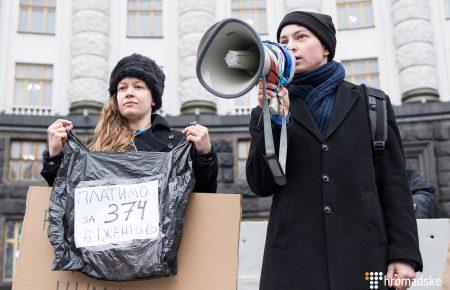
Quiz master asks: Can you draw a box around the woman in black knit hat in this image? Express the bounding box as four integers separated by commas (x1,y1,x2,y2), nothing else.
247,11,422,290
41,53,218,193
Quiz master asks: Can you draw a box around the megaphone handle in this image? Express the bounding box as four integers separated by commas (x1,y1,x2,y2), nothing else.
261,78,287,185
269,97,279,115
267,86,281,115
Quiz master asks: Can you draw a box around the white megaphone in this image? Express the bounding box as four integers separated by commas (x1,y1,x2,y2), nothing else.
196,18,296,115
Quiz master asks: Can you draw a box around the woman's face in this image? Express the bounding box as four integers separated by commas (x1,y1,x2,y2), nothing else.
116,77,154,121
279,24,329,73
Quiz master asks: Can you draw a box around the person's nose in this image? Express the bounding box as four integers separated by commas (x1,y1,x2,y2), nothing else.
287,43,296,52
124,87,136,98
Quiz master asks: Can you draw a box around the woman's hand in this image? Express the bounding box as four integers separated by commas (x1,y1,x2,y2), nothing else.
257,80,290,116
182,124,212,155
47,119,73,157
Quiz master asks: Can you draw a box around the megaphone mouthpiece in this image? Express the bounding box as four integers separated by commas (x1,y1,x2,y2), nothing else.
225,50,259,71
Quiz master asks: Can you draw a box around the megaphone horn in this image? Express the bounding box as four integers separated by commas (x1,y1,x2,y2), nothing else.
196,18,295,114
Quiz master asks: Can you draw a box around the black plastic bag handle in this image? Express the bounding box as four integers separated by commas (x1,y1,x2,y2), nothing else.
65,128,89,152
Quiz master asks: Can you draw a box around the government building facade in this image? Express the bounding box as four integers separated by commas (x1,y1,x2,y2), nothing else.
0,0,450,288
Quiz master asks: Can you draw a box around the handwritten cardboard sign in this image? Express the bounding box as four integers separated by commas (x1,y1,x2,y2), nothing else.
13,187,241,290
74,181,159,248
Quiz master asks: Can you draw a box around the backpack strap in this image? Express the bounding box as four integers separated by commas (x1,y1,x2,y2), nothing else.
361,84,388,156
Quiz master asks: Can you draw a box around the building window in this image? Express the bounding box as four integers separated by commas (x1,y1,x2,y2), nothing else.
18,0,56,34
237,139,251,181
2,219,23,282
231,0,267,35
447,0,450,18
127,0,163,37
342,58,380,88
14,63,53,115
337,0,374,30
9,141,46,181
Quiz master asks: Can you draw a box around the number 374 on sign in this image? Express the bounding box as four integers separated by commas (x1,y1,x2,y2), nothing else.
74,180,160,248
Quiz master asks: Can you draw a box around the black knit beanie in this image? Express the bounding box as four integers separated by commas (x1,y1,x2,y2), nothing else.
109,53,165,112
277,11,336,62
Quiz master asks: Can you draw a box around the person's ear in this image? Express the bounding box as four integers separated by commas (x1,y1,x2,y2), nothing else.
323,46,330,56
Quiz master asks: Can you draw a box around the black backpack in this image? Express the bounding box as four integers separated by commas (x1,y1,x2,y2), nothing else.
360,85,447,218
361,83,388,156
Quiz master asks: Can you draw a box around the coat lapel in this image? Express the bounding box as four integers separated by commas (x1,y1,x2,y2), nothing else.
290,81,359,142
290,95,323,142
134,132,168,152
134,114,173,152
324,81,359,140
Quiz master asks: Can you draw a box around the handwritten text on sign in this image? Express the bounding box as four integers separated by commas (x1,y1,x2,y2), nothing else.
74,180,159,248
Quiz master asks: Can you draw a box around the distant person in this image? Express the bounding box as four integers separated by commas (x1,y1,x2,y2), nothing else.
407,167,448,218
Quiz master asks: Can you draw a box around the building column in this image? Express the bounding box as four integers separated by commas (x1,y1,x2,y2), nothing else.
69,0,110,115
178,0,217,114
391,0,440,102
284,0,322,13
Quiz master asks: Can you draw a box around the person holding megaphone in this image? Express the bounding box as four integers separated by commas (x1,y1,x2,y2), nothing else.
246,11,422,290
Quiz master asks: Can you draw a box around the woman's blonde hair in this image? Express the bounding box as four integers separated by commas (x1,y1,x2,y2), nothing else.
88,94,135,152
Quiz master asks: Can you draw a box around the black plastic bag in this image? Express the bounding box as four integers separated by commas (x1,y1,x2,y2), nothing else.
47,133,195,281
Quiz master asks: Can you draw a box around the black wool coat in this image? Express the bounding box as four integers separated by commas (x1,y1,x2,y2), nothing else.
41,114,218,193
246,81,423,290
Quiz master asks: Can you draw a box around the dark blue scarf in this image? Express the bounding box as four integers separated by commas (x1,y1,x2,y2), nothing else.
288,61,345,136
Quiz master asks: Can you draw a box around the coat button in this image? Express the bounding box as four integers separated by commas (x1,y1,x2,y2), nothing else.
168,134,174,140
322,144,329,152
322,174,330,183
168,143,174,149
324,205,332,214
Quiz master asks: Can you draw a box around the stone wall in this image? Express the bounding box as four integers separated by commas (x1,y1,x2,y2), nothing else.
0,102,448,221
396,102,450,211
